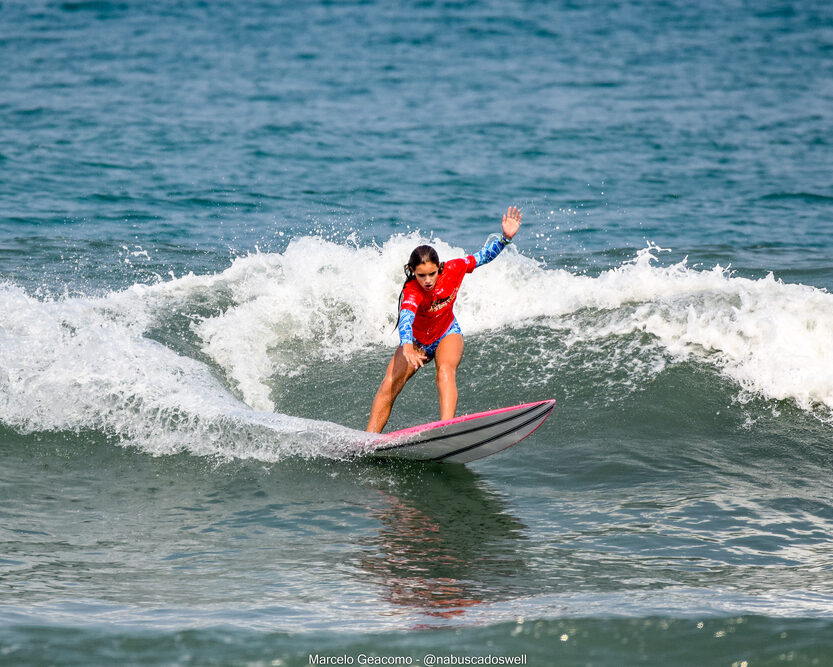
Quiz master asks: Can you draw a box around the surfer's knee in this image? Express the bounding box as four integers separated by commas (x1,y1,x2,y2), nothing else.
435,363,457,385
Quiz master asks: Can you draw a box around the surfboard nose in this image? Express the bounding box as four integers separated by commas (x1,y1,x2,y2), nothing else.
370,399,556,464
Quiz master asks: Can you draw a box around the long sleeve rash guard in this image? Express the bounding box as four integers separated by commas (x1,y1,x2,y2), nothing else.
397,234,509,346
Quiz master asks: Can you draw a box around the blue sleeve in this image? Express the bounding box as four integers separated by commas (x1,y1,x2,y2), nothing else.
398,308,416,346
472,234,509,268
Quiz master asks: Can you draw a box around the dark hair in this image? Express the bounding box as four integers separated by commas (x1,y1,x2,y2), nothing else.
404,245,441,281
394,245,443,330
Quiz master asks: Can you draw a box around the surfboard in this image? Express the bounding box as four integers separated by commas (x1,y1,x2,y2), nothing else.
368,399,555,464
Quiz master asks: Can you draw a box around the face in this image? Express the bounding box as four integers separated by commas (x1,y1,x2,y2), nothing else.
413,261,440,291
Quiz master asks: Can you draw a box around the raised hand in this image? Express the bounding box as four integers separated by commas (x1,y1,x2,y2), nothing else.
502,205,522,240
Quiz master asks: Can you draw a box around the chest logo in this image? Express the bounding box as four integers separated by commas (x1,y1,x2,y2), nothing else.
428,287,458,312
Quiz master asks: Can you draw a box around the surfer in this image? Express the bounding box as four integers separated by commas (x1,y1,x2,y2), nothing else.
366,205,522,432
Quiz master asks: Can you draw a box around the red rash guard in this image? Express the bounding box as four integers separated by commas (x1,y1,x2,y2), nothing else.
400,256,476,345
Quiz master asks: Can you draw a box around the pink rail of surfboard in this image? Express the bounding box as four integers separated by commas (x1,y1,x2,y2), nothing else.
370,399,556,464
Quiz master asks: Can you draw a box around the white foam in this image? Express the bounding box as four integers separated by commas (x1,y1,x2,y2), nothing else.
0,281,361,460
189,237,833,415
2,237,833,460
571,247,833,412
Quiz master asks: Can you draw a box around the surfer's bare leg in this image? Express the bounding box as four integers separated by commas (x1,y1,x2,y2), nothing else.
434,333,463,421
367,346,419,432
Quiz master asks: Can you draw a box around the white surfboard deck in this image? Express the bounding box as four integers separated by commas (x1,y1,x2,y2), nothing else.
368,399,555,464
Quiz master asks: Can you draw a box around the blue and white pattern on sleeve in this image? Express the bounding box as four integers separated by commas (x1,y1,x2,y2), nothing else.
397,308,416,346
473,234,509,268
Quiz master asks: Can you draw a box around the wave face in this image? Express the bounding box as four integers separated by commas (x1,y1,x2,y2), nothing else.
0,265,360,460
3,237,833,461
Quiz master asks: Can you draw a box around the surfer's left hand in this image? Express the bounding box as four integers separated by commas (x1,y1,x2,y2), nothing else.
502,206,521,240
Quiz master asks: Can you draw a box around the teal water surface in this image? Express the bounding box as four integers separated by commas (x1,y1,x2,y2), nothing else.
2,0,833,665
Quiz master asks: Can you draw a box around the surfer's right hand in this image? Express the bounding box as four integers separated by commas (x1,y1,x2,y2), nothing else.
402,343,427,369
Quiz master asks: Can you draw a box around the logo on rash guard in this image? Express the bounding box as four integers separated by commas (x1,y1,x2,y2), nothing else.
428,287,458,312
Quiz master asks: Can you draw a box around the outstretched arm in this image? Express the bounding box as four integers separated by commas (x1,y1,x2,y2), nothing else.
472,205,522,268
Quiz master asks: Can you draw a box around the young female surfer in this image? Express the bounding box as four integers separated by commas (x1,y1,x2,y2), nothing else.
366,205,522,433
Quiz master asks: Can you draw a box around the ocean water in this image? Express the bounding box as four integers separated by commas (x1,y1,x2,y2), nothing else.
2,0,833,664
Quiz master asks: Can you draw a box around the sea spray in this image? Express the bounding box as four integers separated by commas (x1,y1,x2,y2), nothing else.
190,238,833,417
0,281,360,460
3,238,833,462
